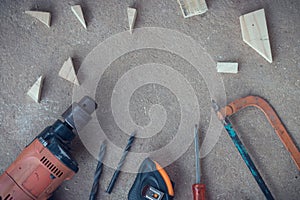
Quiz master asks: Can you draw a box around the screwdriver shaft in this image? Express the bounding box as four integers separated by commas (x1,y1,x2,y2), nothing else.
194,125,201,184
193,125,206,200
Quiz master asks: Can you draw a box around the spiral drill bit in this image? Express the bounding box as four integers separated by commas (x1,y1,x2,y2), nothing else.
89,142,106,200
106,132,136,194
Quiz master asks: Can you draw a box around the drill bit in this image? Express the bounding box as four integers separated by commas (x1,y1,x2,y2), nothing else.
89,142,106,200
106,132,136,194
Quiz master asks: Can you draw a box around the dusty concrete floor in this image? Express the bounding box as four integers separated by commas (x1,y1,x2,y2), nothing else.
1,0,300,199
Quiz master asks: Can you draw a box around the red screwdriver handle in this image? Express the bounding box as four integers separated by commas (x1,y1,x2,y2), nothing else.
192,183,206,200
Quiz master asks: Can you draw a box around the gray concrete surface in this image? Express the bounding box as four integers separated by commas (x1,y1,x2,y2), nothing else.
1,0,300,199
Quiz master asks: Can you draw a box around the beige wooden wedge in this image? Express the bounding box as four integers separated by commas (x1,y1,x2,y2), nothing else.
59,57,80,86
25,11,51,27
27,75,44,103
240,9,272,63
71,5,87,29
127,7,137,34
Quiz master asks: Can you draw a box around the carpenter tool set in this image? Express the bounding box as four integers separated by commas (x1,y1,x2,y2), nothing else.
2,0,299,198
1,95,299,200
1,0,298,199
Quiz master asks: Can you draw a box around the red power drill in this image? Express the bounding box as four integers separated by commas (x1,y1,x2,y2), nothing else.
0,96,97,200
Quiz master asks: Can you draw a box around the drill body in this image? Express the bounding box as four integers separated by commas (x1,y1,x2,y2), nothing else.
0,97,97,200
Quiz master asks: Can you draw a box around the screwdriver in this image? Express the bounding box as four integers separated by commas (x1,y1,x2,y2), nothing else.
192,125,206,200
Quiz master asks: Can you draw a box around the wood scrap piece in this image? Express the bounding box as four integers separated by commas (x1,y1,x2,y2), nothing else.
127,7,137,34
217,62,238,74
177,0,208,18
25,11,51,27
240,9,272,63
71,5,87,29
59,57,80,86
27,75,44,103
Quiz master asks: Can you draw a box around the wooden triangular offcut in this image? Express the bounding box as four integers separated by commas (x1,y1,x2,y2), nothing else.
59,57,80,86
25,11,51,27
127,7,137,34
240,9,272,63
27,75,44,103
71,5,87,29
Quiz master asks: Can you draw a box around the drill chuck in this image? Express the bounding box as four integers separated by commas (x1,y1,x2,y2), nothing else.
62,96,97,131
